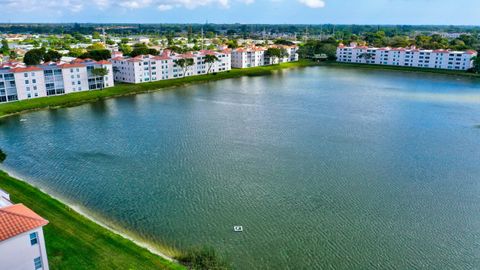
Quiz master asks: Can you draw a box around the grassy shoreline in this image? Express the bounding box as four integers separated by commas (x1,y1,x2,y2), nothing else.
0,169,185,270
319,61,480,78
0,60,319,118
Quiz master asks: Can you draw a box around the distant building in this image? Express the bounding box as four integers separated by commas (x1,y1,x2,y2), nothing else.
336,43,477,71
231,45,299,68
0,59,114,103
231,47,266,68
0,189,49,270
111,49,231,84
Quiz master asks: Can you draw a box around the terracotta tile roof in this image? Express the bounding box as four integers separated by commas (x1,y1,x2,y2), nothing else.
0,204,48,242
61,63,86,68
96,60,112,65
199,50,216,56
71,58,87,63
11,67,43,73
152,55,171,60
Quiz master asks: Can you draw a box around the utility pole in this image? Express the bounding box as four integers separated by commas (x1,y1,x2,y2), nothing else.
102,27,106,45
201,27,204,50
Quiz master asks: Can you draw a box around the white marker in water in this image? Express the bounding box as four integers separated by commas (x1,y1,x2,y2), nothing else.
233,226,243,232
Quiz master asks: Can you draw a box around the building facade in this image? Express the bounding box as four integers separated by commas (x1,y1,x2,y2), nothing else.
0,59,114,103
0,190,49,270
112,49,231,84
232,45,299,68
336,43,478,71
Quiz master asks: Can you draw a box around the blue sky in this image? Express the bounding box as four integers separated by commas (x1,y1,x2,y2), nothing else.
1,0,479,25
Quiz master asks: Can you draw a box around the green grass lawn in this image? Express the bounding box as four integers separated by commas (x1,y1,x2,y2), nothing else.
0,60,318,118
0,170,185,270
319,61,480,78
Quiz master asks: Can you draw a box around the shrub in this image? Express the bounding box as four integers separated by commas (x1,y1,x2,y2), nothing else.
176,246,231,270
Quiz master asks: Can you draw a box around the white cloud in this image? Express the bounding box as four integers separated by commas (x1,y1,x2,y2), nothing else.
157,4,173,10
298,0,325,8
0,0,256,12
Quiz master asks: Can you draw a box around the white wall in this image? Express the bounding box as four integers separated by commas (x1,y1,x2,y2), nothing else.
13,70,47,100
62,66,89,94
0,228,49,270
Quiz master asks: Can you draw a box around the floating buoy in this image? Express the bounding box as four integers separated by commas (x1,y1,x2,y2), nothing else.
233,226,243,232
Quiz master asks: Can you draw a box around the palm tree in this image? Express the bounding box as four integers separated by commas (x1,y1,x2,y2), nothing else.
472,56,480,73
358,52,373,62
174,58,194,77
91,67,109,89
204,54,219,74
265,48,282,65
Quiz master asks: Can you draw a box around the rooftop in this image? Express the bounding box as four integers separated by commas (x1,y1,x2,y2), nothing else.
0,203,48,242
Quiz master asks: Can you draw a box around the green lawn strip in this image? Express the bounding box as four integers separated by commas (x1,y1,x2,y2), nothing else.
320,61,480,78
0,170,185,270
0,60,319,118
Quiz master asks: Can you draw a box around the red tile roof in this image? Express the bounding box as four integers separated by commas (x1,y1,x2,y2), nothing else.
11,67,43,73
0,204,48,242
152,55,171,60
97,60,112,65
61,63,86,68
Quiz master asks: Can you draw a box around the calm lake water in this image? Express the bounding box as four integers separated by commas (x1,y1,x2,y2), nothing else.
1,67,480,269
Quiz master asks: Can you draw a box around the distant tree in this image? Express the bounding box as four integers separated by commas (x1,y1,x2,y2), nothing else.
9,50,18,60
68,48,86,57
23,48,46,65
265,47,287,64
128,43,160,57
91,67,109,89
79,49,111,61
204,54,219,74
86,42,105,51
226,40,238,49
92,31,101,40
44,50,62,62
274,39,295,46
118,44,132,55
174,58,194,77
120,38,130,44
167,45,188,54
1,39,9,55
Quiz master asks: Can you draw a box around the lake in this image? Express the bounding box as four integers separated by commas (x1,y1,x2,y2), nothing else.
1,66,479,269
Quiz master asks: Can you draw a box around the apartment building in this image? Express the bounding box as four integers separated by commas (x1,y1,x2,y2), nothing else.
336,43,477,71
0,59,114,103
232,45,299,68
111,49,231,83
0,189,49,270
231,47,266,68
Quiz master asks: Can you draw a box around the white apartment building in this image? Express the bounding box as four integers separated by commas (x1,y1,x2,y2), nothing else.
336,43,478,71
232,45,299,68
112,49,231,84
0,59,114,103
231,47,266,68
0,189,49,270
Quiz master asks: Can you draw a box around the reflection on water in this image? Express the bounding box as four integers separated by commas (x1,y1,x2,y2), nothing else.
1,67,480,269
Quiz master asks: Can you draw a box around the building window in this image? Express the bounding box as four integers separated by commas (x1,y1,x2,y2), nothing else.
34,257,42,269
30,232,38,245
